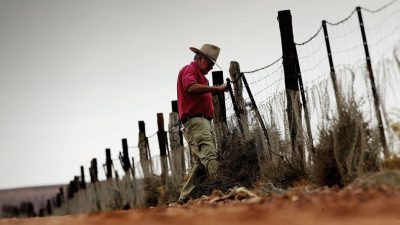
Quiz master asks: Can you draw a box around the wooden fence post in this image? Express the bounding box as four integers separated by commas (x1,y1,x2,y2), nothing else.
356,7,389,158
226,78,244,134
229,61,251,138
46,199,52,215
122,139,132,173
90,158,99,183
74,176,80,193
105,148,112,180
138,121,152,177
278,10,305,173
168,100,186,183
90,158,101,211
67,180,74,200
212,71,229,152
80,166,86,189
157,113,169,185
56,193,62,208
59,187,65,204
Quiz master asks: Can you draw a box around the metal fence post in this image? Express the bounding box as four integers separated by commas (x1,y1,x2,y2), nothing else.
356,6,389,158
241,73,271,147
322,20,342,112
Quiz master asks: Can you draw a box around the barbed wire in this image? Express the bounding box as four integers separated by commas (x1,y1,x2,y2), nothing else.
361,0,398,13
242,57,282,74
295,25,323,46
326,9,357,26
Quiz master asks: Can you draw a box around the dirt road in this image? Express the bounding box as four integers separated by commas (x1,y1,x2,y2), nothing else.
1,187,399,225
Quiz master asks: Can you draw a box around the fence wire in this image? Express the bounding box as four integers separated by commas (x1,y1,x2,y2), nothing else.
225,0,400,158
56,0,400,215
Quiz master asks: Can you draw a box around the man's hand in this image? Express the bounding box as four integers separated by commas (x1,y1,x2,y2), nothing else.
216,83,228,93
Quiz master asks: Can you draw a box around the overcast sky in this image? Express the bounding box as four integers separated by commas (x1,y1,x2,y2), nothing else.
0,0,389,189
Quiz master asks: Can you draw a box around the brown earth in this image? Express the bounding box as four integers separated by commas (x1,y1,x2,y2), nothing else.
0,186,399,225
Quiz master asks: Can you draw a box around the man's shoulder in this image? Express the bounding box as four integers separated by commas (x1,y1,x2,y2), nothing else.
179,62,197,76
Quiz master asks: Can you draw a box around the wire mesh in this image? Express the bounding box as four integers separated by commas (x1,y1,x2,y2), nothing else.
362,0,400,151
241,58,285,132
296,21,334,141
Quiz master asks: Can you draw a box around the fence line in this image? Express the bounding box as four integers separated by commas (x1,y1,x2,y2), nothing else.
15,0,399,218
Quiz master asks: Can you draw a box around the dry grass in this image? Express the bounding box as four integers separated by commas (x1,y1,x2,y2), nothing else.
381,155,400,170
310,79,381,186
142,176,161,207
312,128,342,187
190,132,260,198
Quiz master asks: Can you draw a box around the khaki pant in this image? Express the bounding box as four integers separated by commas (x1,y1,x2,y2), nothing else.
180,117,219,199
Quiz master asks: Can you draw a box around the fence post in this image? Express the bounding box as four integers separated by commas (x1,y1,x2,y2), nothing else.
157,113,168,185
212,71,229,151
56,193,62,208
212,71,227,123
278,10,305,173
90,158,98,183
298,64,315,156
46,199,52,215
80,166,86,189
322,20,342,112
356,7,389,158
226,78,244,134
168,100,185,183
122,139,132,173
229,61,251,138
59,187,65,204
138,121,152,177
67,180,74,200
105,149,112,180
241,73,271,147
74,176,80,193
90,158,101,211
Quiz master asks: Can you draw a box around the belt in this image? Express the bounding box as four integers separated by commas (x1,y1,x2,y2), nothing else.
180,114,213,124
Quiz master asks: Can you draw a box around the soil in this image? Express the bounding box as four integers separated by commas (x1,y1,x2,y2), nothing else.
1,185,399,225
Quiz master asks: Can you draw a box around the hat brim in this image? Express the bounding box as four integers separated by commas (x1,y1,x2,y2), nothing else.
190,47,222,70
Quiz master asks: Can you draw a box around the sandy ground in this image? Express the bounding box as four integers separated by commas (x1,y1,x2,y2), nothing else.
1,186,399,225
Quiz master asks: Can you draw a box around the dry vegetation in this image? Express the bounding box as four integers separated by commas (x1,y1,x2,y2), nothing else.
158,63,400,203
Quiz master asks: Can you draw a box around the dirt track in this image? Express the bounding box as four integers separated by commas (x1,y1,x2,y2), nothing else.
1,187,399,225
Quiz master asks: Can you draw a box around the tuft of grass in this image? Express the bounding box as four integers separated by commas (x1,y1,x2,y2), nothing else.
190,132,260,198
142,176,161,207
381,155,400,170
311,85,380,186
312,128,342,187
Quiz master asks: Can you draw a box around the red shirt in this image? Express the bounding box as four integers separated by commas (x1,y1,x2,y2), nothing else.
177,61,214,120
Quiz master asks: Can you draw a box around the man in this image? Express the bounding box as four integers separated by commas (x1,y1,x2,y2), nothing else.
177,44,228,203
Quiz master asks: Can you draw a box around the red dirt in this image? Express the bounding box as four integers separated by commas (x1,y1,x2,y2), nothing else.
1,187,399,225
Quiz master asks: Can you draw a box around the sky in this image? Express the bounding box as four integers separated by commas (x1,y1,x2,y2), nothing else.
0,0,388,189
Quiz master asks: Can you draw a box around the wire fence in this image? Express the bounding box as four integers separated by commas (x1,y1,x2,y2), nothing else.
32,0,400,217
112,0,400,186
221,0,400,155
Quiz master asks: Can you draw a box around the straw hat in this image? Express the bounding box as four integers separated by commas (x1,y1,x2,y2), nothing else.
190,44,221,69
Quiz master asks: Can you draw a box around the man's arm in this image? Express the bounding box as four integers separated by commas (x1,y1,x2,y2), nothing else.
188,83,228,94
